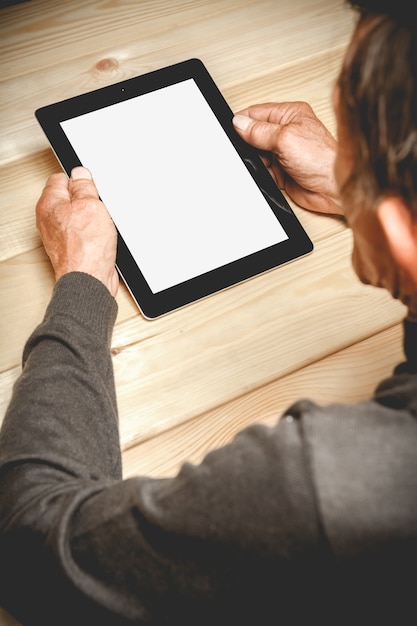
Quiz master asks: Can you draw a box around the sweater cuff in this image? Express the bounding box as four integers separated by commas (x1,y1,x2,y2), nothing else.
43,272,118,345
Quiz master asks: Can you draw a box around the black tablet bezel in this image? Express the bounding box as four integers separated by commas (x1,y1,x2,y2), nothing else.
35,58,313,319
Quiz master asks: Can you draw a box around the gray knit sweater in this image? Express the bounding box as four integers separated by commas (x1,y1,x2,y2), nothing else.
0,273,416,625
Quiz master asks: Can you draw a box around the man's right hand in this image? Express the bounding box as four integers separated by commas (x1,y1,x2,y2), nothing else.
233,101,343,216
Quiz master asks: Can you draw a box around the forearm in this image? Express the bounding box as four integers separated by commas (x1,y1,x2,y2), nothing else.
0,271,121,499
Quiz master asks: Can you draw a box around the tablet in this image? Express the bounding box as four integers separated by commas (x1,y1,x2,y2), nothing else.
35,58,313,319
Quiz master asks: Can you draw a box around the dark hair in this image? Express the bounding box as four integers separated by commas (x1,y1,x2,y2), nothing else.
347,0,417,27
338,3,417,215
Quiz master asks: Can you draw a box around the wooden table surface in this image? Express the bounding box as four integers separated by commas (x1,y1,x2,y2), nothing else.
0,1,407,623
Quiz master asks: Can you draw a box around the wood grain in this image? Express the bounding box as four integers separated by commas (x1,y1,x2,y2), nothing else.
122,323,404,477
0,0,354,166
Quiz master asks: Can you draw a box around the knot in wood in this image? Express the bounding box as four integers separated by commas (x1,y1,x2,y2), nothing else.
95,58,119,72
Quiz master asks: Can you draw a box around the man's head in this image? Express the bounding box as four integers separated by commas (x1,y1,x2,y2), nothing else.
334,1,417,318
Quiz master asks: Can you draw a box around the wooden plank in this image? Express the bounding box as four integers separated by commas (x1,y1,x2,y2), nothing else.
0,1,355,166
122,323,404,477
0,0,256,78
0,153,55,262
0,0,354,79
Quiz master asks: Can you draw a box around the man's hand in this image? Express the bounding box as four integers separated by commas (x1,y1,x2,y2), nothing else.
36,166,119,297
233,101,343,216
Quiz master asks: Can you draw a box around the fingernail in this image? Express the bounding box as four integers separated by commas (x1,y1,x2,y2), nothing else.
71,166,92,180
232,114,252,131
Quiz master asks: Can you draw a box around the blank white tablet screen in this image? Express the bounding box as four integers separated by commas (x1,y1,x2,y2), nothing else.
61,79,288,294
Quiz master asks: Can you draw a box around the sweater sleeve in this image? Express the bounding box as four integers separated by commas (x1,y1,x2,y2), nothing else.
0,272,121,480
0,273,321,624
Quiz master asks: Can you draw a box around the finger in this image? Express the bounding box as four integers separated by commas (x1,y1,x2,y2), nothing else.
71,166,92,181
259,153,273,169
269,161,286,189
235,102,289,125
36,172,70,221
69,166,100,201
41,172,71,202
233,114,281,153
235,101,312,124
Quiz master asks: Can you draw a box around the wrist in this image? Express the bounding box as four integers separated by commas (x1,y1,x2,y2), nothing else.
55,263,118,298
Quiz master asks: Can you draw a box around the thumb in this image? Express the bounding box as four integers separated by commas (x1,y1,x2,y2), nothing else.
69,166,100,200
233,114,280,152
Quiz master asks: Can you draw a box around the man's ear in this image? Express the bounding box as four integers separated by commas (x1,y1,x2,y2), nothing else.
377,197,417,286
